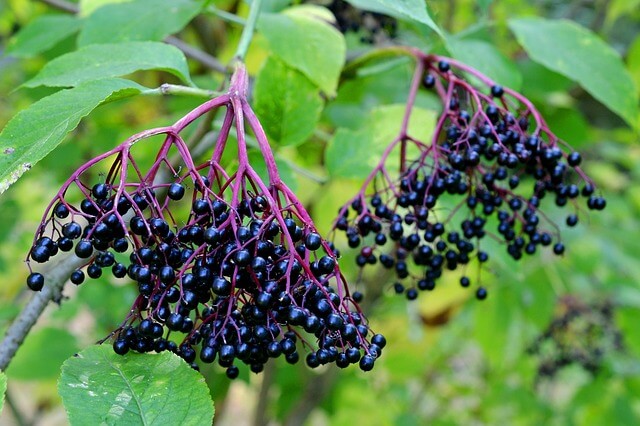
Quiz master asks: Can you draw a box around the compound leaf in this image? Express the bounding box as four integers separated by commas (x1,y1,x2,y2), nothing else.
5,15,83,58
0,78,145,193
24,41,193,88
259,8,346,96
79,0,202,46
253,57,323,146
509,17,639,129
58,345,214,425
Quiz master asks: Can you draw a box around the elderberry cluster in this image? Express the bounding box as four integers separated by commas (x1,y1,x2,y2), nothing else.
26,64,383,376
527,296,623,380
334,55,606,301
324,0,398,44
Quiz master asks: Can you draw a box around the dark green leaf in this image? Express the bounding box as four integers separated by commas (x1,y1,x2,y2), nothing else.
58,345,214,425
346,0,442,37
253,57,323,146
258,7,346,96
0,78,145,193
447,37,522,90
24,41,193,88
6,327,79,380
5,15,83,58
79,0,202,46
509,18,639,128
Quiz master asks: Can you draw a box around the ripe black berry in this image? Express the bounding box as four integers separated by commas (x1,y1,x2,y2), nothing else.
26,272,45,291
168,182,186,200
70,269,85,285
74,240,93,258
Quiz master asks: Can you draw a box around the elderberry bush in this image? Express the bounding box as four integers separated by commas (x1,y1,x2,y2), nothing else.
25,65,383,375
334,51,606,301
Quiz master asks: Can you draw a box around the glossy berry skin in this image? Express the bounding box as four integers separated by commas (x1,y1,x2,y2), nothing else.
113,339,129,355
26,272,45,291
305,233,322,251
167,183,186,200
74,240,93,258
70,270,85,285
359,355,375,371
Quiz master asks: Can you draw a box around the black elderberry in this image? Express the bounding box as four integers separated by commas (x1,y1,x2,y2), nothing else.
166,313,184,331
26,272,45,291
92,183,110,200
359,355,375,371
406,288,418,300
423,74,436,88
113,339,129,355
167,182,186,200
490,85,504,97
438,60,450,72
566,214,578,227
226,365,239,379
305,233,322,251
70,269,85,285
87,264,102,279
567,152,582,167
476,287,488,300
75,240,93,258
54,203,70,219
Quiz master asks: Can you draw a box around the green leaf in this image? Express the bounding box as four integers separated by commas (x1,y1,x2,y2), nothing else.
253,57,323,146
79,0,202,46
6,327,79,380
325,104,436,179
0,78,145,193
5,15,83,58
58,345,214,425
446,38,522,91
24,41,193,88
248,150,298,191
627,35,640,98
0,371,6,415
345,0,442,37
258,8,346,96
79,0,129,16
508,18,639,128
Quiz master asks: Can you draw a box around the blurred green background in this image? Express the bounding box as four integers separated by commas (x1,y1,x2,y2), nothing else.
1,0,639,424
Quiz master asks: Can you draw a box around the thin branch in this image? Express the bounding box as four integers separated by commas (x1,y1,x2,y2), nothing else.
36,0,228,74
165,36,227,74
0,254,87,371
207,5,247,26
142,84,222,98
38,0,76,13
234,0,263,60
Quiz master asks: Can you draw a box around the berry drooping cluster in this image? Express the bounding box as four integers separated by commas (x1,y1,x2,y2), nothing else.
527,295,623,380
334,51,606,301
26,64,384,376
325,0,398,45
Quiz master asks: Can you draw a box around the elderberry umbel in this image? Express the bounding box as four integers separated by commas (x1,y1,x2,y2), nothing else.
334,50,606,301
26,64,383,375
